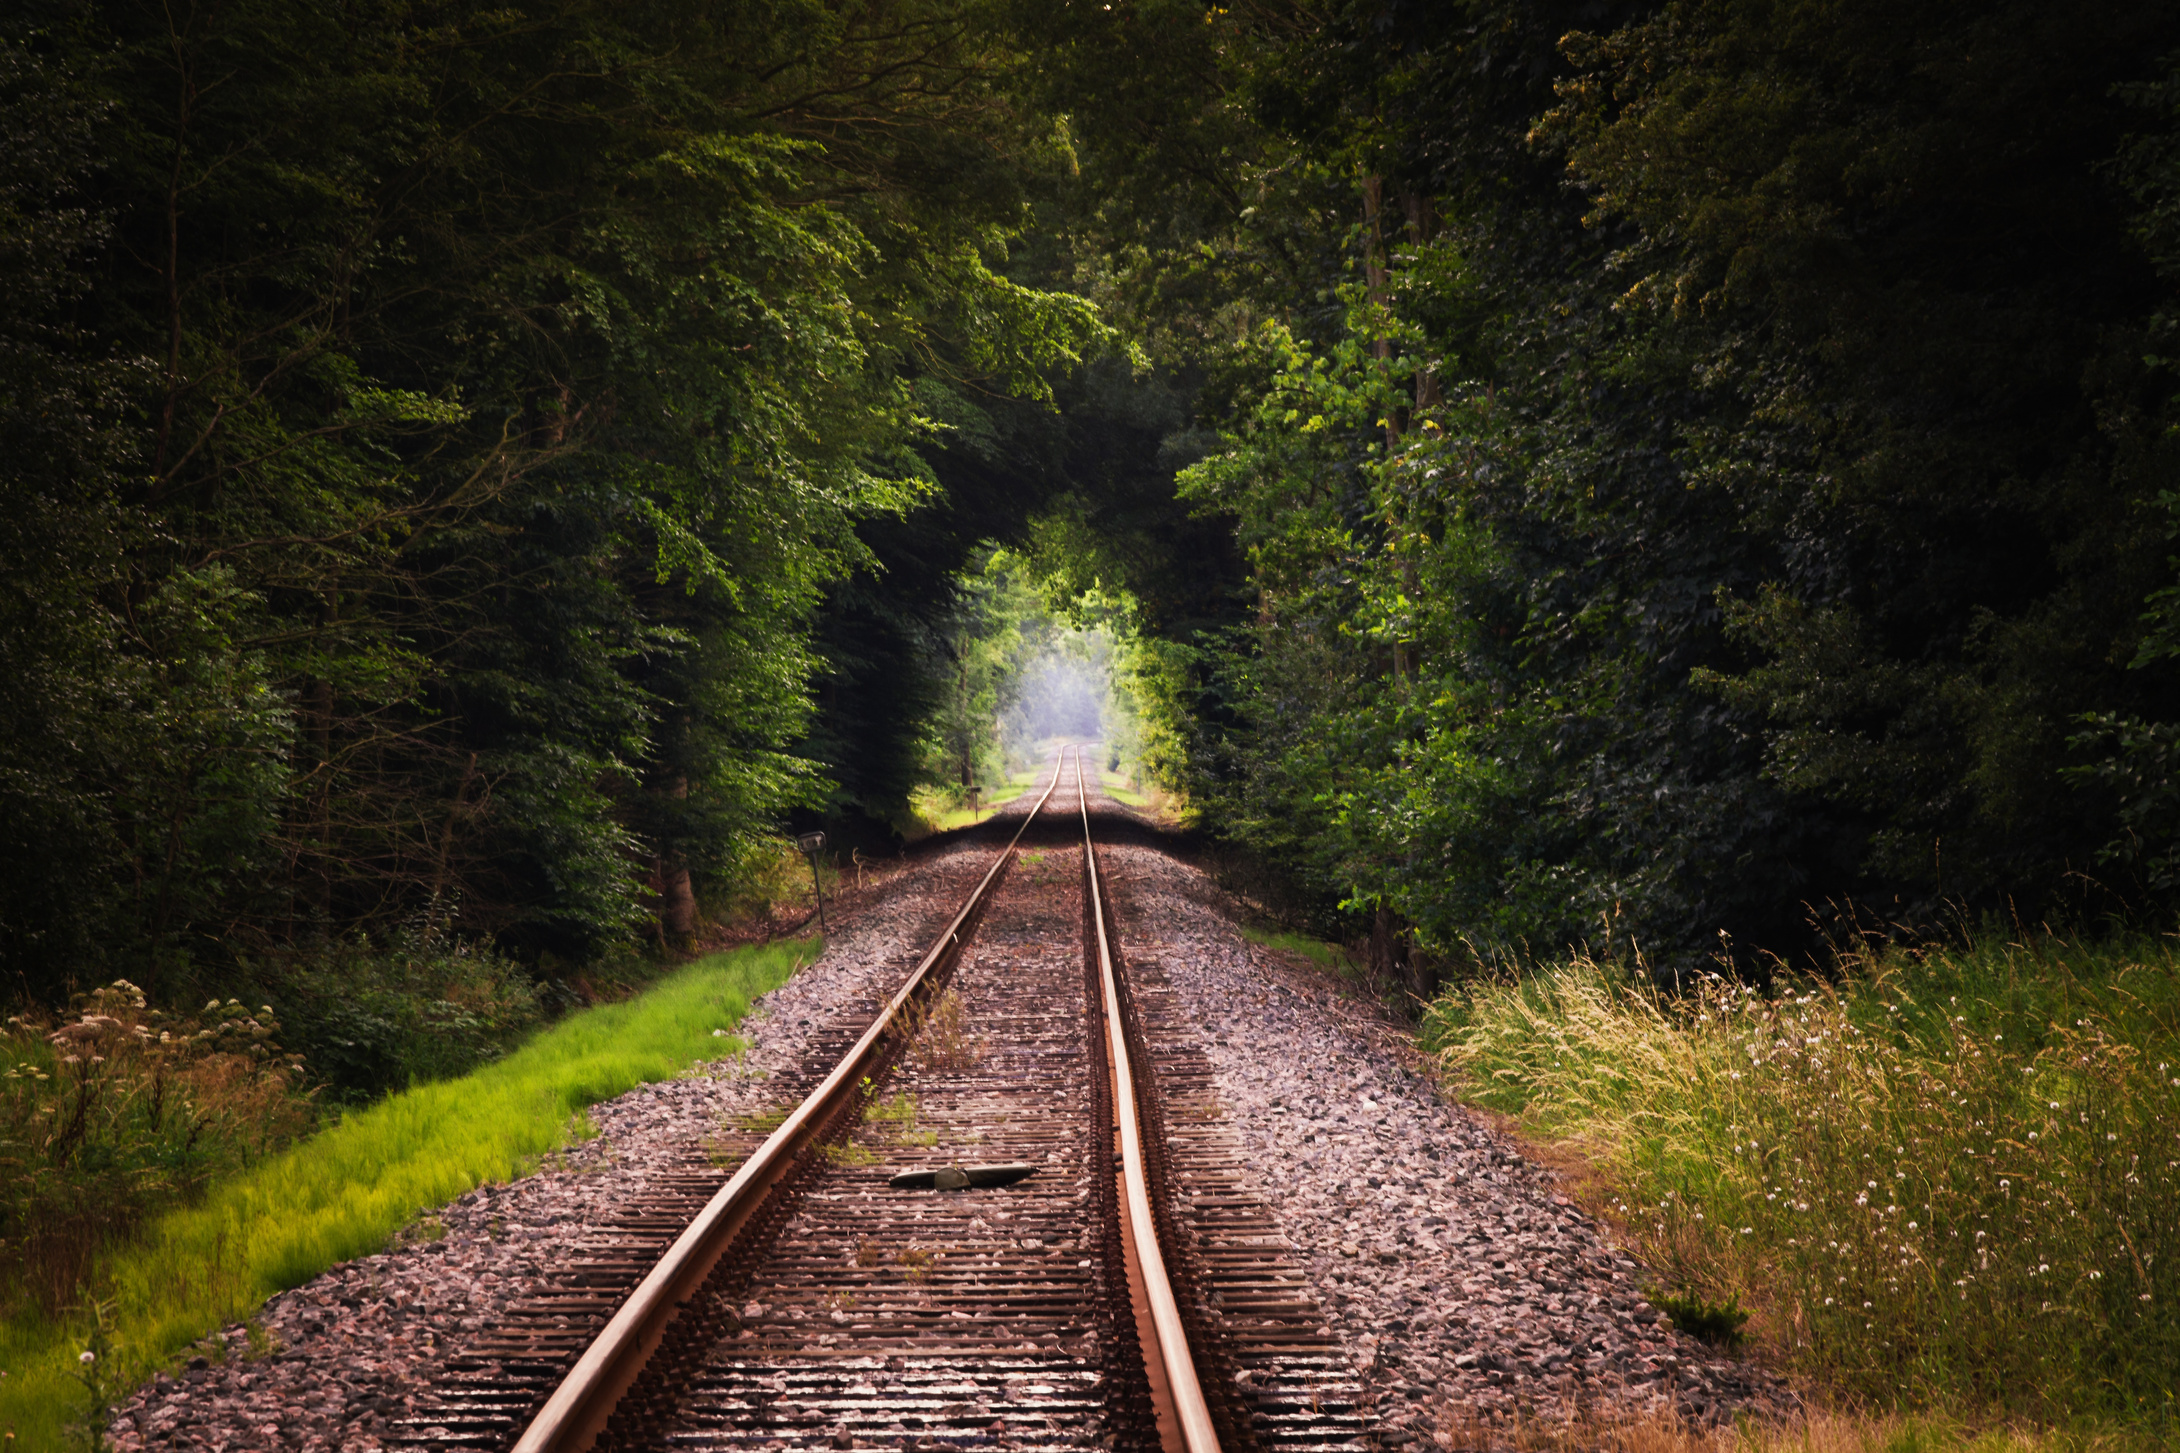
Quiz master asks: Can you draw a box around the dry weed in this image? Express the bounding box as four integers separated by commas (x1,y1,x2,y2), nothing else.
1431,1407,2101,1453
1,981,311,1315
906,987,984,1074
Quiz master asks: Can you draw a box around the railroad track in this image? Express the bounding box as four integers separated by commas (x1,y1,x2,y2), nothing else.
397,749,1364,1453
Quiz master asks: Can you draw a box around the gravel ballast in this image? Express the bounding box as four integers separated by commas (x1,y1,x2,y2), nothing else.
1102,839,1786,1444
106,834,995,1452
110,801,1782,1450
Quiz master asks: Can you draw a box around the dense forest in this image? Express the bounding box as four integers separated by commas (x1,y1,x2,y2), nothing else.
1058,0,2180,991
8,0,2180,1011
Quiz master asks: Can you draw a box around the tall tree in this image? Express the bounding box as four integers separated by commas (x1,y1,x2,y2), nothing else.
0,0,1102,995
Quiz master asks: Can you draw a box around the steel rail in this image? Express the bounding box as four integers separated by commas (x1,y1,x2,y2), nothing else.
509,755,1073,1453
1076,748,1223,1453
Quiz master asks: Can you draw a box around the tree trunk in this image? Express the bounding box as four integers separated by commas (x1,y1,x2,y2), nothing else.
659,859,697,941
658,775,696,942
426,752,479,930
1370,903,1434,1006
959,657,972,787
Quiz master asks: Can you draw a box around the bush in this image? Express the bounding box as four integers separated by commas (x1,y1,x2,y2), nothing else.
0,938,813,1451
212,925,544,1104
1423,935,2180,1428
0,982,311,1318
697,837,831,929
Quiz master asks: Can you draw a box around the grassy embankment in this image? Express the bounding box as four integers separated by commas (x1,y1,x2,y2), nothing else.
1419,932,2179,1448
0,938,815,1448
908,767,1042,835
1243,924,1366,978
1099,769,1156,811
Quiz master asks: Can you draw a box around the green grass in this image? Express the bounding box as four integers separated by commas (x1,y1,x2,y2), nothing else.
1242,924,1365,980
907,772,1043,834
1421,931,2180,1436
1100,772,1153,808
0,937,816,1449
915,800,986,832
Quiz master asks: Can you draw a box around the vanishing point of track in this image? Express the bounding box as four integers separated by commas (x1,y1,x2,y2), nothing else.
396,750,1365,1453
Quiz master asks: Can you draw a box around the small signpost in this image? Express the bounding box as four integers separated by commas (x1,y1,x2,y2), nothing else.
796,830,828,933
966,786,981,821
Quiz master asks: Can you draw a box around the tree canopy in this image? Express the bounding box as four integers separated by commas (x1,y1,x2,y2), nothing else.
0,0,1104,997
8,0,2180,1004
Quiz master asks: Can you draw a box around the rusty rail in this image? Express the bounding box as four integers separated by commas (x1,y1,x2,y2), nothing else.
1076,749,1223,1453
508,759,1071,1453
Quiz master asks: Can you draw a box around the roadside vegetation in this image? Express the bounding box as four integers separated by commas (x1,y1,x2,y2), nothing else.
908,764,1044,836
0,939,812,1449
1422,933,2180,1442
1242,925,1368,983
1431,1406,2166,1453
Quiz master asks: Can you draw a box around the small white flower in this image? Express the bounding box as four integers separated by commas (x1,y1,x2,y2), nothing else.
79,1351,95,1365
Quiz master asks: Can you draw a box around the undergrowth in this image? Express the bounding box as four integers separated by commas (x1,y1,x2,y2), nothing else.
1,984,312,1320
1421,930,2180,1435
1242,925,1366,981
209,922,548,1104
0,937,815,1449
1428,1405,2168,1453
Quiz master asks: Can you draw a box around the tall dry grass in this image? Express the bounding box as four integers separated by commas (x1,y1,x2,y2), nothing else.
1430,1405,2156,1453
0,939,813,1450
1,982,311,1318
1423,935,2180,1432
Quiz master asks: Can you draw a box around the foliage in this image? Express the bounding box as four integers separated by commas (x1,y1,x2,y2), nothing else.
214,927,547,1106
0,938,813,1449
1424,936,2180,1427
1022,0,2180,979
1,982,311,1319
0,0,1104,997
908,548,1140,803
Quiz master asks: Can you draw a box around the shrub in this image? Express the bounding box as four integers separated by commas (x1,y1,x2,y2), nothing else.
1423,937,2180,1427
0,938,813,1450
0,982,311,1317
212,924,544,1104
